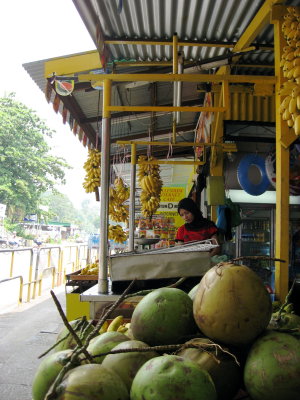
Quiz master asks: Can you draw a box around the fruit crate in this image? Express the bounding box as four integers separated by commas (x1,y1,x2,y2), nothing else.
66,269,98,292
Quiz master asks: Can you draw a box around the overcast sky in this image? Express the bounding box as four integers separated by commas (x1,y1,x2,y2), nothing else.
0,0,97,208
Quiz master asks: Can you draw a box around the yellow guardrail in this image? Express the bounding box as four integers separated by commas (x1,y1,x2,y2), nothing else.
0,243,93,309
0,276,24,305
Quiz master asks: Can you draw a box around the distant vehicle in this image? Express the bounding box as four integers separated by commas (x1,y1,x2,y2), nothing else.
33,238,43,247
0,237,8,248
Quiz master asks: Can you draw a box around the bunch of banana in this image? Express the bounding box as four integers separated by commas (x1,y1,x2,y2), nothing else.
97,316,130,335
109,177,130,223
114,177,130,203
79,261,99,275
108,224,128,243
279,7,300,135
137,155,163,219
82,149,101,193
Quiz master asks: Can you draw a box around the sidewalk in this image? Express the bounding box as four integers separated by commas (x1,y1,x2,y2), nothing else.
0,287,66,400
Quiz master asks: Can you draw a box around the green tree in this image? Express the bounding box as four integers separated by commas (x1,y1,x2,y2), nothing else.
78,199,100,233
42,192,79,224
0,94,70,222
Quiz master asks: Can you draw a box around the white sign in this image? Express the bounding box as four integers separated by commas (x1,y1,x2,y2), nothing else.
0,203,7,218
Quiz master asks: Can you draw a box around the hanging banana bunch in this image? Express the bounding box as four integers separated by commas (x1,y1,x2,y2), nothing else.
279,6,300,135
82,149,101,194
109,177,130,223
138,155,163,219
108,224,128,243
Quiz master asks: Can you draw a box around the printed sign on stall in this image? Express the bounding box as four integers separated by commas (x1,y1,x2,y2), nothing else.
157,186,186,227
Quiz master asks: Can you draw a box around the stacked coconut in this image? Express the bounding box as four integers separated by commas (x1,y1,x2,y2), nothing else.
32,262,300,400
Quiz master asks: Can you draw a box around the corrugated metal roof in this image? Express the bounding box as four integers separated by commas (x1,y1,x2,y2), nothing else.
24,0,300,154
73,0,298,68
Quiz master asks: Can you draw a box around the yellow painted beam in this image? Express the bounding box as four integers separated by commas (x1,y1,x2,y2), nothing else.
271,4,290,302
44,50,101,78
138,160,205,166
103,79,112,118
78,73,276,84
116,140,237,152
210,92,225,175
108,105,226,113
115,61,173,67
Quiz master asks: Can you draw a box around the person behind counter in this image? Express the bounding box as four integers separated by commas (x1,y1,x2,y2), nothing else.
175,197,220,256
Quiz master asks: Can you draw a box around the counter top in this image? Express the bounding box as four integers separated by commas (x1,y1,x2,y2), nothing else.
80,283,120,302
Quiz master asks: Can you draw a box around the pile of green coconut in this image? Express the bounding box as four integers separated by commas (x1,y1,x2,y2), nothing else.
32,261,300,400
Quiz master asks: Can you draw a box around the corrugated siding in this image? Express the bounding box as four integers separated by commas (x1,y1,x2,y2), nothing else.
225,93,275,122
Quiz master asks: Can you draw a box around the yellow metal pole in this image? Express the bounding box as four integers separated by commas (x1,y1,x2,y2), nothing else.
272,5,290,302
172,34,178,144
27,265,33,301
9,251,14,277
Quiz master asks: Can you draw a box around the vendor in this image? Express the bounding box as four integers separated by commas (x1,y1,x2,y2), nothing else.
175,197,220,256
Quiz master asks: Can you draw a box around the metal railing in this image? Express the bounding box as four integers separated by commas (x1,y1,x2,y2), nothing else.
0,243,94,309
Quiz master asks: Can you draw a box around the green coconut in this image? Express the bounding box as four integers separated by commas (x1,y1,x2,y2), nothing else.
130,354,217,400
130,287,197,346
177,338,241,400
102,339,159,390
244,331,300,400
193,262,272,346
54,319,95,352
32,349,83,400
87,331,128,363
188,283,200,301
268,311,300,330
52,363,129,400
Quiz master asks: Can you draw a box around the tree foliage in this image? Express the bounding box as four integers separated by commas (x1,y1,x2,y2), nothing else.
41,192,100,234
0,94,70,221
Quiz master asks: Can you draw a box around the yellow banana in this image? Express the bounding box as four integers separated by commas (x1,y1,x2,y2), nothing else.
117,324,128,333
107,316,124,332
99,320,109,334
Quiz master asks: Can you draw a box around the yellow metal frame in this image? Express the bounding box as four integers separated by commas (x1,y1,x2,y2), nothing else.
44,50,102,78
78,72,275,84
271,5,298,302
42,0,297,302
116,141,237,166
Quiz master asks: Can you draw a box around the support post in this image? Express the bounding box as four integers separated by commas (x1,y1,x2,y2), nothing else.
98,78,111,294
172,33,178,144
128,144,137,252
272,5,291,301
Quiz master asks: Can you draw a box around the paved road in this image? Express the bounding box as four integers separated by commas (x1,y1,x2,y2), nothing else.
0,287,65,400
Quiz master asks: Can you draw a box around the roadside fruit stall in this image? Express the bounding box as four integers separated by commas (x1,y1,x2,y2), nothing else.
23,1,300,399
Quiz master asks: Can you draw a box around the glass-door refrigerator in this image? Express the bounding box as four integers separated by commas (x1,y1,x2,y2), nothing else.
237,206,275,259
233,205,275,291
